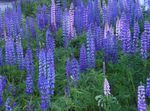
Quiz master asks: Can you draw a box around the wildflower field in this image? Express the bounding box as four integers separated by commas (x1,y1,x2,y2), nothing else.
0,0,150,111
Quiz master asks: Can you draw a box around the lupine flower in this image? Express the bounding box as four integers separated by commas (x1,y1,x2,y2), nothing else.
144,21,150,50
16,34,24,70
46,49,55,95
137,84,147,111
25,46,34,94
62,9,69,47
26,17,36,38
146,77,150,97
94,0,100,25
5,36,16,65
50,0,57,31
141,32,148,59
56,0,62,27
36,5,48,29
25,101,34,111
83,6,88,30
5,98,16,111
132,21,140,52
104,78,110,96
38,49,49,110
71,57,80,87
116,17,121,39
64,85,70,97
68,3,75,39
0,48,3,66
134,0,143,20
95,26,103,50
66,58,71,79
0,10,4,38
46,29,55,52
8,84,16,96
79,44,86,71
0,76,3,105
87,28,95,68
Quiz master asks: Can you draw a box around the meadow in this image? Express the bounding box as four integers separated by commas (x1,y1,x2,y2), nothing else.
0,0,150,111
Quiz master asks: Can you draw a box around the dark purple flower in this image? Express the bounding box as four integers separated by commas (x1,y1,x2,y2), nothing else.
0,48,3,66
95,26,103,50
16,35,24,70
36,5,48,29
46,49,55,95
8,84,16,96
137,84,147,111
38,49,50,110
66,58,71,79
141,32,148,59
26,17,36,38
146,77,150,98
56,0,62,27
5,37,16,65
144,21,150,50
79,44,86,71
46,29,55,51
87,28,95,68
132,21,140,52
50,0,57,31
62,9,69,47
25,46,34,94
5,98,16,111
71,57,80,87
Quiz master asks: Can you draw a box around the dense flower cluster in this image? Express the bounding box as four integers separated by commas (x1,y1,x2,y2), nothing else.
137,84,147,111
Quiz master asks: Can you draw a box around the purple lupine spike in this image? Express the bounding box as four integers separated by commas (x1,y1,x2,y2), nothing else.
39,76,49,110
5,98,16,111
56,0,62,27
122,23,131,53
146,77,150,98
25,46,34,94
38,49,49,110
68,3,75,39
134,0,143,20
87,0,94,26
79,44,86,71
71,57,80,87
144,21,150,50
83,6,88,31
0,9,4,38
74,4,84,34
66,58,71,79
16,34,24,70
26,17,36,38
0,76,3,105
104,78,111,96
132,21,140,52
95,26,103,50
87,28,95,68
46,49,55,95
26,101,34,111
38,49,47,88
120,13,131,53
94,0,100,25
0,48,3,66
5,36,16,65
116,17,121,39
50,0,57,31
141,32,148,59
62,8,69,47
8,84,16,96
36,5,48,29
46,29,55,51
137,84,147,111
65,58,71,97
